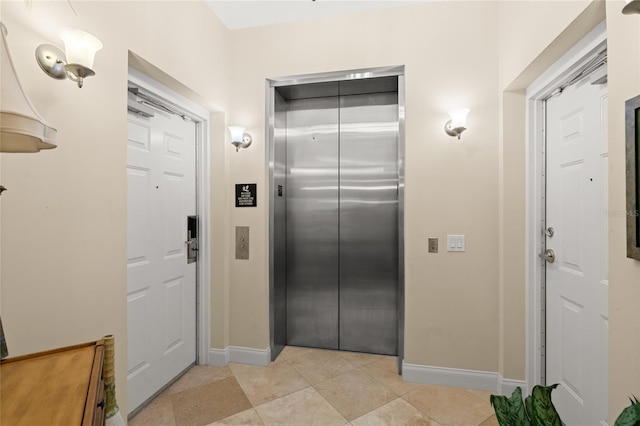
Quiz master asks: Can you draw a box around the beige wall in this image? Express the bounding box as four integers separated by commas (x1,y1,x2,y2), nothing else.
0,1,231,415
497,89,526,380
498,0,594,91
228,2,501,371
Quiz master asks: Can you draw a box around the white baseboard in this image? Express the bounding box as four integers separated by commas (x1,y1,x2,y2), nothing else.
498,376,527,396
208,346,271,367
402,362,526,395
207,350,527,394
402,362,498,391
208,348,230,366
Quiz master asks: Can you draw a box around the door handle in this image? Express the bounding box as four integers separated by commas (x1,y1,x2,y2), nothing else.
543,249,555,263
185,229,198,263
185,237,193,251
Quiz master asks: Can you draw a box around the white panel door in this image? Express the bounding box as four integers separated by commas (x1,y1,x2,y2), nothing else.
127,107,196,413
546,79,608,425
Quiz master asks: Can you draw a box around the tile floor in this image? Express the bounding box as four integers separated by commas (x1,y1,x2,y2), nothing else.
128,346,499,426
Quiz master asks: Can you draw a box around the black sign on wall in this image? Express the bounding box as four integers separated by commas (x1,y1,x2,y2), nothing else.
235,184,257,207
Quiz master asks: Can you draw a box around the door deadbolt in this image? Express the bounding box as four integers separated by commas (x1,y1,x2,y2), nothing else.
545,227,554,238
543,249,555,263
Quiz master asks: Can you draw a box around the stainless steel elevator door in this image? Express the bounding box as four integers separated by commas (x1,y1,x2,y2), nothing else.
286,96,340,349
339,93,398,355
283,83,399,355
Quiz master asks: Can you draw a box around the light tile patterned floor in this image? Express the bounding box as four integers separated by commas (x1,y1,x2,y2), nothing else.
128,346,499,426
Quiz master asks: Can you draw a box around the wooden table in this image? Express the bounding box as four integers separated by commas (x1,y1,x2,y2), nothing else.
1,339,106,426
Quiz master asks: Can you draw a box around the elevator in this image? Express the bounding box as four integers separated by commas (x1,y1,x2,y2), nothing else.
268,68,405,365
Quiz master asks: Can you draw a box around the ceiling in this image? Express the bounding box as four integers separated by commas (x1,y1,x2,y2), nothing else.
205,0,430,30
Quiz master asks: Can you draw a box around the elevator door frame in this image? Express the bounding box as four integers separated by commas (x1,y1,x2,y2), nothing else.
266,66,406,373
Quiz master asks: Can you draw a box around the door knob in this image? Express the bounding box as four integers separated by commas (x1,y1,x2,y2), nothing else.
544,249,555,263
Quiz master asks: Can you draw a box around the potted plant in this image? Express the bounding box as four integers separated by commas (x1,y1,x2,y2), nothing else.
490,386,640,426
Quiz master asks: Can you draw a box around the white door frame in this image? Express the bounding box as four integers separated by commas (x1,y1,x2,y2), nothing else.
525,22,606,392
128,67,212,365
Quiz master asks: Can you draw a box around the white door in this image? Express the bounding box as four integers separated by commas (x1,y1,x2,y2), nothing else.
545,78,608,425
127,105,197,413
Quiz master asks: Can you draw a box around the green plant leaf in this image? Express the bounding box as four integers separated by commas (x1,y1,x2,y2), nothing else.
614,396,640,426
508,387,531,426
525,394,533,422
490,387,531,426
491,394,512,426
530,384,562,426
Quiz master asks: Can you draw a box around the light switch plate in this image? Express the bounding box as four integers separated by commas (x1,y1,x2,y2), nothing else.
447,235,465,252
428,237,438,253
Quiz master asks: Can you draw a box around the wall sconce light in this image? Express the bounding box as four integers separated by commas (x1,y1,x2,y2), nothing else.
444,107,470,140
36,28,102,88
623,0,640,14
228,126,252,152
1,22,57,153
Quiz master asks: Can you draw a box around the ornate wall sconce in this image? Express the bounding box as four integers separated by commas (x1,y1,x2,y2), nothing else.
444,108,470,140
36,28,102,88
228,126,252,152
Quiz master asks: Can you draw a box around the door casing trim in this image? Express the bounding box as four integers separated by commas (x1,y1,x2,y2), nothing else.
127,67,212,366
524,22,606,392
